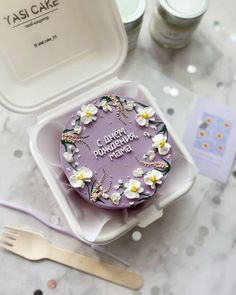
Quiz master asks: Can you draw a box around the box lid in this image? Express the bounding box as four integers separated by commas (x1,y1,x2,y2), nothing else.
0,0,127,114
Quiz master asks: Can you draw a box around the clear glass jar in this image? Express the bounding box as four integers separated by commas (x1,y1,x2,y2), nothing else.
150,0,208,49
124,16,144,51
116,0,146,51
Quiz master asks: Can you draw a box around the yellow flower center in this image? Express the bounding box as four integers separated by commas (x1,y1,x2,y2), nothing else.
131,186,139,193
141,112,150,119
76,173,84,180
159,140,165,148
85,111,91,117
149,175,157,183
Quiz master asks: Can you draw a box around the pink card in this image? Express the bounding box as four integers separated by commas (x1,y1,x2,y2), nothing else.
183,97,236,183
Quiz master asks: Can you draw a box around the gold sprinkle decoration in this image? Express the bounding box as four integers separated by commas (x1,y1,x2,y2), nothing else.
90,170,112,203
136,157,168,170
110,96,127,124
61,131,90,150
61,131,81,143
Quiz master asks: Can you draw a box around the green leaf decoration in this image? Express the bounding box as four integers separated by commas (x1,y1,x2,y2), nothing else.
159,124,167,133
139,194,151,201
100,96,112,103
63,128,74,133
160,160,171,175
135,101,149,108
61,140,68,152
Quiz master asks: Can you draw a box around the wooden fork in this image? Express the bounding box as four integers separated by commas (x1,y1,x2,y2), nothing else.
0,225,143,290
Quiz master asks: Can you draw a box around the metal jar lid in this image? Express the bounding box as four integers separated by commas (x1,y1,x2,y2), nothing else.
158,0,208,26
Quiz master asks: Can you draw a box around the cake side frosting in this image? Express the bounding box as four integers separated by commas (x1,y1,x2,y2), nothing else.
60,96,172,209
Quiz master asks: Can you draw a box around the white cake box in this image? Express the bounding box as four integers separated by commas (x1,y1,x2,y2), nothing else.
0,0,196,244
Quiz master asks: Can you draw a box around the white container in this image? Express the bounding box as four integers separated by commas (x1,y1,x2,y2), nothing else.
0,0,196,244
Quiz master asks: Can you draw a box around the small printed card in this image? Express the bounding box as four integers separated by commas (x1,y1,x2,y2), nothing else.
183,97,236,183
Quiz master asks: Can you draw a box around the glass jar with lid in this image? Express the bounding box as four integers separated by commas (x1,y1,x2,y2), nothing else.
116,0,146,51
150,0,208,49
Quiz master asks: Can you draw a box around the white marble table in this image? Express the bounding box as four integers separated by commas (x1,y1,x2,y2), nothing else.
1,0,236,294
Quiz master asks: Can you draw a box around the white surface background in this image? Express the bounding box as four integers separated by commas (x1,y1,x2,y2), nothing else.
0,0,236,294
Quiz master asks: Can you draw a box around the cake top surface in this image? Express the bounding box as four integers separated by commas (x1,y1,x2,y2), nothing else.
60,96,172,209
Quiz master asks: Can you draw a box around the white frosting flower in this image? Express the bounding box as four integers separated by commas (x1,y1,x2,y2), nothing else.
144,170,163,189
136,107,155,127
111,193,121,205
125,100,136,111
78,104,97,125
133,167,145,178
146,150,156,161
63,152,74,163
102,193,109,199
124,180,144,199
74,124,82,134
69,167,93,188
99,100,112,113
152,133,171,155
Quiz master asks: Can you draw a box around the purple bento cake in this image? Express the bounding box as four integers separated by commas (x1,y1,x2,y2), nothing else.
60,95,172,209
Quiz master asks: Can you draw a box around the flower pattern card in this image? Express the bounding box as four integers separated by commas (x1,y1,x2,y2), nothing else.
183,97,236,183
